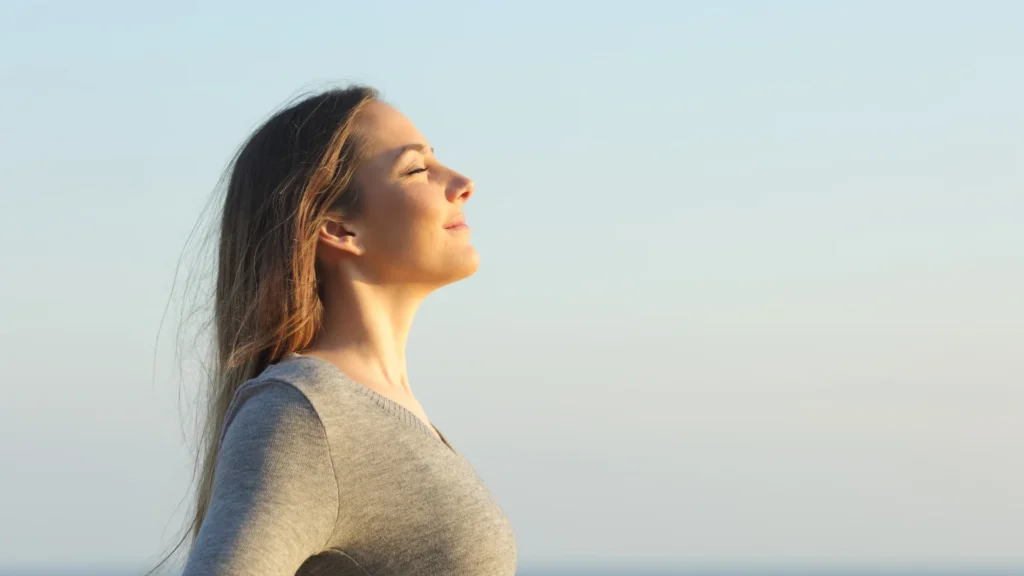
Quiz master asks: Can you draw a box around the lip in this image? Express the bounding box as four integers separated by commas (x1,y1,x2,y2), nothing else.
444,216,468,230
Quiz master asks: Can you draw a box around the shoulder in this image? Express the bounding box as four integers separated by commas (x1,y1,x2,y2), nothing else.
215,363,341,499
225,353,379,466
246,353,347,407
220,354,350,456
225,355,340,434
218,378,328,470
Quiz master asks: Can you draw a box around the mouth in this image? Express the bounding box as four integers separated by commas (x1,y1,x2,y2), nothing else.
445,216,469,231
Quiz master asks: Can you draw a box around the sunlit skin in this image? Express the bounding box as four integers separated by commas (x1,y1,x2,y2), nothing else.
300,101,476,438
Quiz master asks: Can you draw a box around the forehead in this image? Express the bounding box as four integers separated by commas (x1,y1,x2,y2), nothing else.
356,100,428,156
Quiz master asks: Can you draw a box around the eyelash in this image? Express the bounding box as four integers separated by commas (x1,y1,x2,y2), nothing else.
406,167,427,176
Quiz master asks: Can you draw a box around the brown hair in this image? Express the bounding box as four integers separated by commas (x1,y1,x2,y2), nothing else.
146,84,379,574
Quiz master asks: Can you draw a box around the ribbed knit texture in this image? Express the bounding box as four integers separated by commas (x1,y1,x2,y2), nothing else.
181,353,517,575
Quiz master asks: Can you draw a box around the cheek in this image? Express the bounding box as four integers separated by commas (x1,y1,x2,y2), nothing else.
403,189,443,224
372,185,445,252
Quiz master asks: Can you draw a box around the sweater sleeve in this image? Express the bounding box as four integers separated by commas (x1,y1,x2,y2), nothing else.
181,380,340,576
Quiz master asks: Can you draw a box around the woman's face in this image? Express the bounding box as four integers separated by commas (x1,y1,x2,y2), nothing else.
337,100,478,288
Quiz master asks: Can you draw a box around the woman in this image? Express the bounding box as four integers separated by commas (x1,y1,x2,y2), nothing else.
156,86,517,575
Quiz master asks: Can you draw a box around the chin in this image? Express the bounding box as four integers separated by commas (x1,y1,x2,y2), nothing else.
441,247,480,285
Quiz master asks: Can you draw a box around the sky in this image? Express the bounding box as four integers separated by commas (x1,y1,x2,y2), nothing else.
0,0,1021,572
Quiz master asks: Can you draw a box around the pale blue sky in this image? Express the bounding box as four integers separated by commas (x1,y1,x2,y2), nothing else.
0,1,1021,572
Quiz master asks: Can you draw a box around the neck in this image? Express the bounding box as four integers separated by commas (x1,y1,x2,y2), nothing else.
308,280,429,396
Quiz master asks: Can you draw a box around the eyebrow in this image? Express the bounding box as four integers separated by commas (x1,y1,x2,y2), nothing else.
394,143,434,163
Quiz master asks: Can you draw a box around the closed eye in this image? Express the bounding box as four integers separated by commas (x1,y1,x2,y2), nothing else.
405,166,428,176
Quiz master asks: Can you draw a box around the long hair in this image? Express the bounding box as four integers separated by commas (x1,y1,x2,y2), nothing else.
146,84,379,574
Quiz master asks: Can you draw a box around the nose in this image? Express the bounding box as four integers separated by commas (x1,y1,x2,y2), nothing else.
447,169,474,203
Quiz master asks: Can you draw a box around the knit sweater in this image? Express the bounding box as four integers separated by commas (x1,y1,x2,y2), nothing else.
180,352,518,575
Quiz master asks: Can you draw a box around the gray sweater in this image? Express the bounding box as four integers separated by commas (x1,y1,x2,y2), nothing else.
181,352,518,575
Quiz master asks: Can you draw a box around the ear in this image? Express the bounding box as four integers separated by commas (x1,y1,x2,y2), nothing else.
317,218,364,257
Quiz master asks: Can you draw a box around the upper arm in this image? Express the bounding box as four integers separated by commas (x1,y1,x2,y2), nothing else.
182,380,340,576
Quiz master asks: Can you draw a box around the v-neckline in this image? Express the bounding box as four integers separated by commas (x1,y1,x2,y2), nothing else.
285,352,458,456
